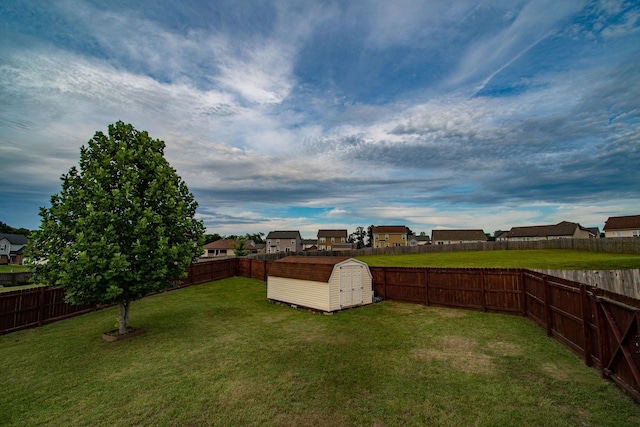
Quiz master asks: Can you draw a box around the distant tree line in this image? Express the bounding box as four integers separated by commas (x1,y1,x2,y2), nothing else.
0,221,32,237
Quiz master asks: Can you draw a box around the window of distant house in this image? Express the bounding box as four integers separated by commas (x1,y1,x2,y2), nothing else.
327,246,331,250
394,243,401,247
291,240,295,245
0,244,5,251
276,239,280,244
374,243,380,248
523,237,530,241
374,234,379,240
633,230,640,237
385,243,390,248
402,234,406,240
320,245,325,250
285,247,290,252
331,237,335,243
319,237,326,243
341,237,345,242
438,241,443,245
616,232,622,237
267,240,271,245
385,234,389,240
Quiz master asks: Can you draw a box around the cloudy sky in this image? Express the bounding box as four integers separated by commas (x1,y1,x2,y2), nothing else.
1,0,639,238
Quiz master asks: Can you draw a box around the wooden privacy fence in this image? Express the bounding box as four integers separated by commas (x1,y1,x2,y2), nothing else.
2,258,639,403
0,286,96,335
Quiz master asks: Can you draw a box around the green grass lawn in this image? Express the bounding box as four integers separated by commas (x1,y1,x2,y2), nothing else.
2,277,639,426
357,249,640,269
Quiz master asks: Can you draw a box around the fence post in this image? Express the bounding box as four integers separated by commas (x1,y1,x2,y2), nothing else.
543,275,553,336
580,284,593,367
594,291,611,378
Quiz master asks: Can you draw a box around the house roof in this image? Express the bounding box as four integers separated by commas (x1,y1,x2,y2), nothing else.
268,256,350,282
603,215,640,231
373,225,407,234
301,239,318,245
504,221,583,238
266,230,302,239
0,234,28,245
409,235,431,242
317,229,348,238
432,229,487,242
204,239,256,250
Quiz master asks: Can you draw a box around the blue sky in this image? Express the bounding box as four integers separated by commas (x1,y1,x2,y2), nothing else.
1,0,639,238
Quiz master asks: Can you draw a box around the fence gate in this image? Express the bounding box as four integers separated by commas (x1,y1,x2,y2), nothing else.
595,295,640,401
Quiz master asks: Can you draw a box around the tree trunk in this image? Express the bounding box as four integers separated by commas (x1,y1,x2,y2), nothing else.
118,300,131,335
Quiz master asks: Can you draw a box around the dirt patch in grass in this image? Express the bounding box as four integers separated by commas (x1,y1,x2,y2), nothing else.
414,336,496,375
428,306,468,318
487,341,524,357
541,362,570,381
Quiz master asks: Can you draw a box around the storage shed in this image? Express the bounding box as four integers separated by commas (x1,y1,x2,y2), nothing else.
267,256,373,312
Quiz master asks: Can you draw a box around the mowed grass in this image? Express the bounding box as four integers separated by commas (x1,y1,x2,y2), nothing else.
2,278,639,426
358,249,640,269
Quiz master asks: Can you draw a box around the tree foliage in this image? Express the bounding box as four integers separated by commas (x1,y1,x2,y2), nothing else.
26,121,205,335
233,237,250,257
348,226,368,249
0,221,32,236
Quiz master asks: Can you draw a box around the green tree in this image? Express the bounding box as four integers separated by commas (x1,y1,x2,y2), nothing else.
26,121,205,335
349,226,367,249
366,225,374,247
233,237,249,257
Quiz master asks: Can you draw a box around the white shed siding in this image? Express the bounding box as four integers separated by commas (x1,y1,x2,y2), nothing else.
267,276,330,311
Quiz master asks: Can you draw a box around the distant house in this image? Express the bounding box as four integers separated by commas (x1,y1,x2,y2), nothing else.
0,233,28,265
603,215,640,238
501,221,592,241
203,239,257,258
317,229,348,251
408,235,431,246
494,230,509,241
372,226,409,248
266,231,302,254
432,229,487,245
301,239,318,251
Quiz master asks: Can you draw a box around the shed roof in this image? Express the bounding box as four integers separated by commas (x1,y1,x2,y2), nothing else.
268,256,351,282
603,215,640,231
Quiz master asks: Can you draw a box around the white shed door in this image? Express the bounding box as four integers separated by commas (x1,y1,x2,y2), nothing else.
340,265,364,308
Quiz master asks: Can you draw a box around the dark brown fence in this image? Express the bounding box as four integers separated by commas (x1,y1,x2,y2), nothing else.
371,267,525,315
0,287,96,335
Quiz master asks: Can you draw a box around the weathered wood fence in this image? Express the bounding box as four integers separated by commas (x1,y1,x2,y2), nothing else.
1,257,639,402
